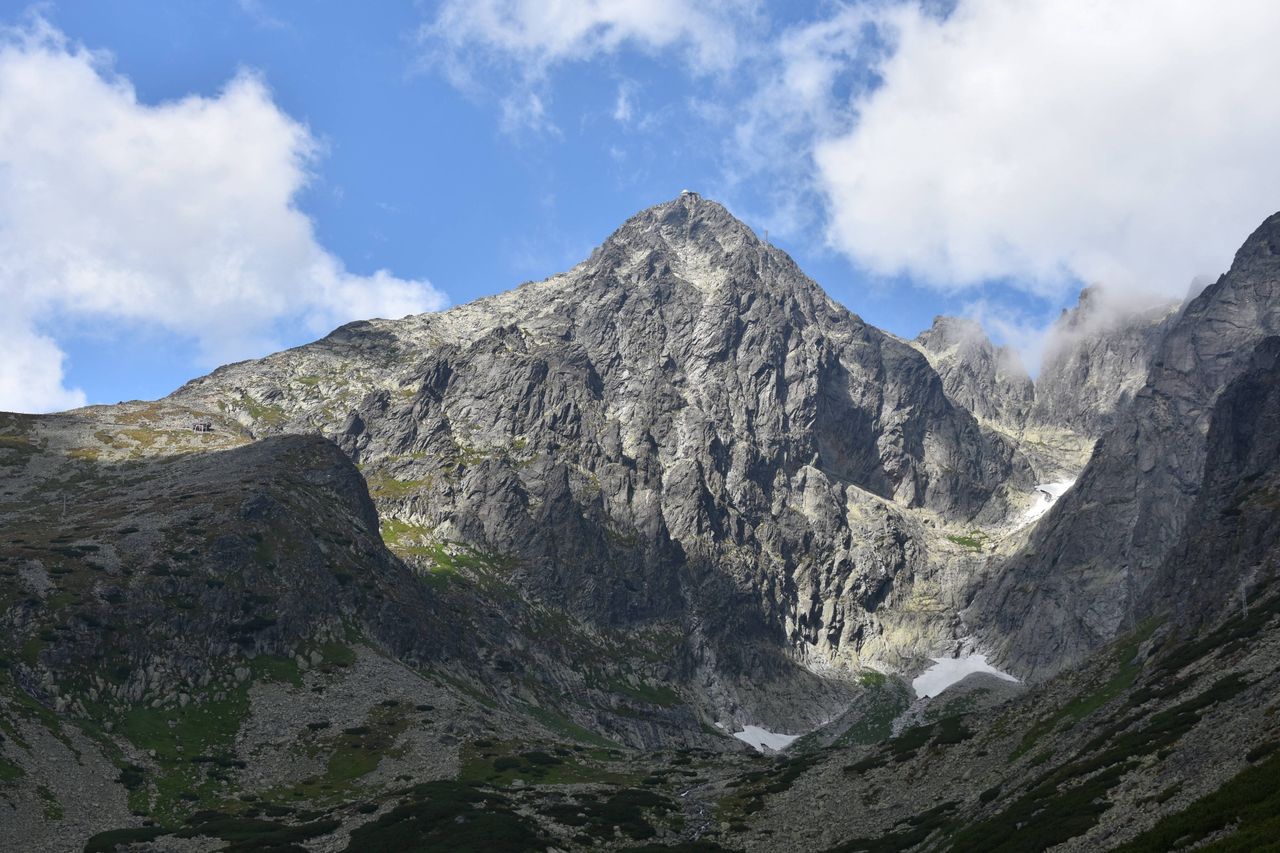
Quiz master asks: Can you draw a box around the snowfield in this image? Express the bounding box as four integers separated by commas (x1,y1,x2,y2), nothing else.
911,653,1020,699
1020,479,1076,525
732,725,800,752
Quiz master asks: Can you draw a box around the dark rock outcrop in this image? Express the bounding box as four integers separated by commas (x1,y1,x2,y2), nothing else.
1140,334,1280,626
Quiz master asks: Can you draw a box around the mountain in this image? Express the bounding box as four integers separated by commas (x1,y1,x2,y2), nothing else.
913,315,1035,429
729,327,1280,851
3,193,1279,852
1031,286,1181,438
973,212,1280,677
175,191,1034,686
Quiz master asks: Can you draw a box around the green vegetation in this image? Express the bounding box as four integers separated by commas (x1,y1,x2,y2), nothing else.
624,840,737,845
377,519,457,569
718,754,821,821
377,520,517,584
240,396,287,426
378,517,429,546
1152,584,1280,678
543,787,679,843
872,716,974,765
521,703,619,748
342,781,544,852
421,541,517,574
315,641,357,669
179,813,340,850
250,655,304,688
834,678,912,748
116,686,251,818
119,427,163,449
1011,617,1161,760
944,673,1254,852
948,763,1131,852
460,741,631,786
86,812,340,853
324,704,411,785
35,783,63,819
607,678,683,708
945,531,989,551
366,474,433,500
1112,750,1280,852
84,826,168,853
0,754,24,782
265,702,414,803
0,434,36,450
827,801,958,852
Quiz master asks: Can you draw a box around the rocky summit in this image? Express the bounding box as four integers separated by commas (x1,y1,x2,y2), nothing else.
3,193,1280,852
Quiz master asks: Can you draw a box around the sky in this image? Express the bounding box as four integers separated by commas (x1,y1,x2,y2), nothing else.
3,0,1280,412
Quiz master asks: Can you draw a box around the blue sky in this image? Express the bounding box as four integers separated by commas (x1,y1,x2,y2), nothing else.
3,1,1279,411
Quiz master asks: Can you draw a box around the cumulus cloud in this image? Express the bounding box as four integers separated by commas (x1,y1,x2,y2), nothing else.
0,320,86,413
814,0,1280,296
0,19,445,413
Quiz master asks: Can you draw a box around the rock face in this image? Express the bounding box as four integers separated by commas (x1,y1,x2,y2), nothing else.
0,415,452,710
914,316,1035,428
1141,334,1280,626
974,212,1280,677
1031,286,1180,437
176,192,1031,690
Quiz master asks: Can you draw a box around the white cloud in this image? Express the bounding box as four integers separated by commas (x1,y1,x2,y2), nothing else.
428,0,752,76
814,0,1280,296
418,0,1280,300
0,320,86,413
423,0,757,132
236,0,288,31
719,5,884,242
960,297,1058,377
612,80,634,124
0,19,445,413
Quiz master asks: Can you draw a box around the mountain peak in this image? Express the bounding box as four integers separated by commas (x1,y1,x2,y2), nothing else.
1230,208,1280,267
597,191,765,264
914,315,1033,428
916,315,990,350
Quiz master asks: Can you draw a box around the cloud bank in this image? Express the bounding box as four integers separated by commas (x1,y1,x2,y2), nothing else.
815,0,1280,296
0,20,445,413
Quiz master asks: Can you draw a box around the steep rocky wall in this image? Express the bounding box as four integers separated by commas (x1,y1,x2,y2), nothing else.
1140,335,1280,626
973,212,1280,677
1031,286,1180,437
173,194,1034,680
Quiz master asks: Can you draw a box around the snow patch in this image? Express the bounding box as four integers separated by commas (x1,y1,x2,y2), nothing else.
1019,479,1075,525
911,653,1019,699
732,725,800,753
